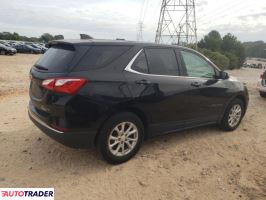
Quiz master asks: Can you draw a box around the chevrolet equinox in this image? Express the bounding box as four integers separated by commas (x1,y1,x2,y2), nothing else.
29,39,249,164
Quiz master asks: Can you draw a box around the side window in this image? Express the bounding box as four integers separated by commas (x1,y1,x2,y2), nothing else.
145,48,179,76
180,51,215,78
75,45,131,71
131,52,148,73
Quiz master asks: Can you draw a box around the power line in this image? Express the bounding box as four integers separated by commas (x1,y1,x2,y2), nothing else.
197,0,244,21
137,0,149,41
198,1,253,28
197,0,252,27
137,21,144,41
155,0,197,45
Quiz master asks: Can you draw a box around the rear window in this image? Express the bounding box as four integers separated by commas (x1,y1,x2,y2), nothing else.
74,45,131,71
34,45,75,72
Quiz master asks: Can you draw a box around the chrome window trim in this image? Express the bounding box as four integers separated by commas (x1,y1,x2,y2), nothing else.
124,49,222,80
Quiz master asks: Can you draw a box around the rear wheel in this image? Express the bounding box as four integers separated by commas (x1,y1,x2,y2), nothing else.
0,50,5,55
97,112,144,164
260,92,266,98
220,99,244,131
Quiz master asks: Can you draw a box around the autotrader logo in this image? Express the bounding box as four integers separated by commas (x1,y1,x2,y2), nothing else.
0,188,54,200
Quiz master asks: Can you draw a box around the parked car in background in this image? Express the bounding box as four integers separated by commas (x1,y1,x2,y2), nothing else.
28,39,249,164
30,44,47,53
0,43,17,55
257,70,266,97
14,44,41,54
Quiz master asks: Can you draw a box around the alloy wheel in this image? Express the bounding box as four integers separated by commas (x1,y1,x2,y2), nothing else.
228,104,242,128
108,122,139,157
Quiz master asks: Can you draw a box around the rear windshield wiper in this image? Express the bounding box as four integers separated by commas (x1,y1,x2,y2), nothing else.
34,65,48,71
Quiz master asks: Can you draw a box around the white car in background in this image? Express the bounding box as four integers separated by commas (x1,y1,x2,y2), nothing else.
258,70,266,97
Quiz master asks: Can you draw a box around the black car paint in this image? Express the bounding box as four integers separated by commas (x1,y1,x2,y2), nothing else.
29,40,249,148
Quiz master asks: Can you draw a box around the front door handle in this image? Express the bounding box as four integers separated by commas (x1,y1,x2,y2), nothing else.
191,82,201,87
135,79,151,85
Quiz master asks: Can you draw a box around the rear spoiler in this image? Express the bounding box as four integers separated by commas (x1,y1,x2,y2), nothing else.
47,40,76,48
45,40,75,51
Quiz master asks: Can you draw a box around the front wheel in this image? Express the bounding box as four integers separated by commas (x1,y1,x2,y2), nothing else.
220,99,244,131
97,112,144,164
0,50,5,55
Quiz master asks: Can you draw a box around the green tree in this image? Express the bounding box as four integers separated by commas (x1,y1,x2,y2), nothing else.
224,52,239,69
54,35,64,40
243,41,266,59
200,48,229,70
40,33,54,43
198,30,222,51
221,33,245,66
197,31,246,70
13,32,20,40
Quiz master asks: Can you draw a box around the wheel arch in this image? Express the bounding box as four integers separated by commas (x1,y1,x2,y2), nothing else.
218,93,247,124
235,94,247,113
93,106,150,145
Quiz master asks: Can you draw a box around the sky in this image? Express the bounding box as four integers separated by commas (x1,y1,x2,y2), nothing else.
0,0,265,42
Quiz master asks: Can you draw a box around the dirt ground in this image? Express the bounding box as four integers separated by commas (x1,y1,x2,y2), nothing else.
0,54,265,200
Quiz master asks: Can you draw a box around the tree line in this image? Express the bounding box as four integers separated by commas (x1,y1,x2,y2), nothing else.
195,30,245,70
243,41,266,59
0,32,64,43
196,30,266,70
1,31,265,70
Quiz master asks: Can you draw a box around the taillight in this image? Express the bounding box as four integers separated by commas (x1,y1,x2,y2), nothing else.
260,74,265,79
42,78,87,94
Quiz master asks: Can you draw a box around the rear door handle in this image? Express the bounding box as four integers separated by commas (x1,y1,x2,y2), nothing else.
135,79,151,85
191,82,201,87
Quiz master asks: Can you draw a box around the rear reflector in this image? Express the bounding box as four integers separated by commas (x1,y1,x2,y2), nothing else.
42,78,87,94
51,124,68,132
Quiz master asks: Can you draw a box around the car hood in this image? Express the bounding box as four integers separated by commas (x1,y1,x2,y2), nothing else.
229,76,238,81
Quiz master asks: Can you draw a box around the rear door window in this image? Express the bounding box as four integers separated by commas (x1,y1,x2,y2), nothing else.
35,45,75,72
74,45,131,71
145,48,179,76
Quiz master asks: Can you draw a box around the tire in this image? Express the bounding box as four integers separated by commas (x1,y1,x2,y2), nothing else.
220,99,244,131
260,92,266,98
0,50,5,55
97,112,144,164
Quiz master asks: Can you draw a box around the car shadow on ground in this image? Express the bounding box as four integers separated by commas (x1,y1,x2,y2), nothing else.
23,124,223,171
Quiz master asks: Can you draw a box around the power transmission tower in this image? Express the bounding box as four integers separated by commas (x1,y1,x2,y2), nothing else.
137,21,144,41
155,0,197,46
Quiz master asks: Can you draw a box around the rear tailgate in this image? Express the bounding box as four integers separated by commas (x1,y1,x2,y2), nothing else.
29,44,77,123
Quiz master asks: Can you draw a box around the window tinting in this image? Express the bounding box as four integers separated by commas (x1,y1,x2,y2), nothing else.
145,48,179,76
35,45,75,72
75,45,130,70
180,51,215,78
131,52,148,73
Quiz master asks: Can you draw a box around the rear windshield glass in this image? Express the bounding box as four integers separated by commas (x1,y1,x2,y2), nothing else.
34,45,75,72
74,45,131,71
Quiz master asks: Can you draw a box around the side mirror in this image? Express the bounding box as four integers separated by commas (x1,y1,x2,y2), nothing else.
219,71,229,79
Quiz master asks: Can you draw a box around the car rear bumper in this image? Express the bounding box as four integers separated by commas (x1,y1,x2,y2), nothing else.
28,106,97,148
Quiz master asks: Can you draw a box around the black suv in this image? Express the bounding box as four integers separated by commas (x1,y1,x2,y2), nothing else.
29,39,249,164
